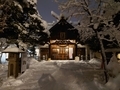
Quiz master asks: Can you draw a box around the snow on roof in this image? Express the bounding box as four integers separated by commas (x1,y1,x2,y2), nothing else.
40,44,49,48
2,47,25,53
77,44,86,48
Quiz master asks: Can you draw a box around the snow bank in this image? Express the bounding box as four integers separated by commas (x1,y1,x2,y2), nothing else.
12,79,23,86
89,58,101,64
105,53,120,90
1,57,120,90
106,53,120,77
2,77,23,87
79,60,87,63
28,57,39,65
0,63,8,70
106,74,120,90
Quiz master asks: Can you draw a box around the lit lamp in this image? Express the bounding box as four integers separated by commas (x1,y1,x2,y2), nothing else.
2,46,25,78
117,53,120,60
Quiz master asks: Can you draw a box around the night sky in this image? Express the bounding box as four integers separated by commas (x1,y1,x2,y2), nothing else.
37,0,60,22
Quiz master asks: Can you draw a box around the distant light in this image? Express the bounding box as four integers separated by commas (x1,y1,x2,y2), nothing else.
56,49,59,53
117,53,120,59
35,49,39,56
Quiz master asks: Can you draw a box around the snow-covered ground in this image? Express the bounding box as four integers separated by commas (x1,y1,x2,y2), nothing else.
0,58,120,90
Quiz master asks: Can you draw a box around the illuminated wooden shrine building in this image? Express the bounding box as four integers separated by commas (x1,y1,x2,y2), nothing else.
40,16,89,60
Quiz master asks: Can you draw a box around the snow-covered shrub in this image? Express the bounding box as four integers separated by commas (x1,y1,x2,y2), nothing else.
106,74,120,90
107,53,120,77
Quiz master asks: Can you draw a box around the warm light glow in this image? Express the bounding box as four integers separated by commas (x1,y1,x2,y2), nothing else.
50,40,76,43
69,48,73,59
35,49,39,56
65,49,68,52
117,53,120,59
57,49,59,53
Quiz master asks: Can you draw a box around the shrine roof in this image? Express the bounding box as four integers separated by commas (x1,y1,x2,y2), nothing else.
49,16,78,32
2,46,25,53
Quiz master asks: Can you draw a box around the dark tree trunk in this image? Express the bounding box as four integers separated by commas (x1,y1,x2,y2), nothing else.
96,30,108,83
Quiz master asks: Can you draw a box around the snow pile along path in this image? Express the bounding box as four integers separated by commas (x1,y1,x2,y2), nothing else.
2,76,23,87
89,58,101,64
29,57,38,64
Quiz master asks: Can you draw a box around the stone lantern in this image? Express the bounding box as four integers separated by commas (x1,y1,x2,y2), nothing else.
2,46,25,78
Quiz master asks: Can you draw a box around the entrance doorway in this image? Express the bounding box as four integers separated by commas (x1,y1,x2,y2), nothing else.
51,45,74,60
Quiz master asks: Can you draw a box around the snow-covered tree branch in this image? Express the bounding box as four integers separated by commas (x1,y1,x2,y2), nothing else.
56,0,120,82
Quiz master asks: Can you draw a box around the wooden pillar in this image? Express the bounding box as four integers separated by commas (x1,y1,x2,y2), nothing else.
90,50,94,59
75,44,77,56
49,44,51,59
85,46,88,60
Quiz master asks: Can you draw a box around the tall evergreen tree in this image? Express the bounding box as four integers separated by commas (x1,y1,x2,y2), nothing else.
0,0,48,48
0,0,48,63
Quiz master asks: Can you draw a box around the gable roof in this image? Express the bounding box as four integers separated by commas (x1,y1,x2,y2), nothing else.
49,16,80,40
49,16,77,33
2,46,25,53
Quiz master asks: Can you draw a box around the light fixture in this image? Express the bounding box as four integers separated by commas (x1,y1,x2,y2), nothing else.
117,53,120,59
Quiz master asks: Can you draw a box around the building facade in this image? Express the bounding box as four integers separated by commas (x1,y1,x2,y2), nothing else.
40,17,90,60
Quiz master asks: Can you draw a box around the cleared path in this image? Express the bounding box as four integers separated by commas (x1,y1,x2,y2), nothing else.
0,60,105,90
